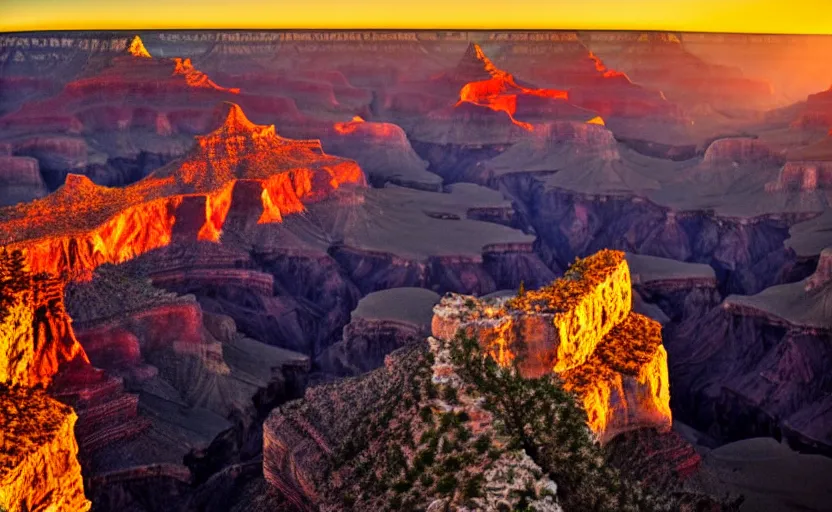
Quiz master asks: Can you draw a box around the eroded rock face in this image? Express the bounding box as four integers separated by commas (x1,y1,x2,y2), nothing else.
0,102,365,278
0,386,91,512
431,249,672,443
766,161,832,192
0,156,48,206
317,287,440,376
0,248,89,388
667,254,832,454
702,138,782,166
264,341,566,511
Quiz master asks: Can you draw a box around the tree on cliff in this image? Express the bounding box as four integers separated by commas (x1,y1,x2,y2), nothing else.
448,332,678,511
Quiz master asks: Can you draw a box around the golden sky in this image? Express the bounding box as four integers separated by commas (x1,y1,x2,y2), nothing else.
2,0,831,34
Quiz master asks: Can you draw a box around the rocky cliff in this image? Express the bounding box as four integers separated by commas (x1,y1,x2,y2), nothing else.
317,287,440,376
0,386,91,512
323,116,442,191
666,246,832,455
0,248,93,510
0,102,365,277
472,135,822,296
262,254,717,511
58,261,311,508
0,248,88,388
766,160,832,192
0,156,48,206
431,249,671,443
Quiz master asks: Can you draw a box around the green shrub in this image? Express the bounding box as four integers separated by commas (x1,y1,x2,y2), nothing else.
436,474,458,495
447,333,679,511
474,434,491,453
392,479,412,493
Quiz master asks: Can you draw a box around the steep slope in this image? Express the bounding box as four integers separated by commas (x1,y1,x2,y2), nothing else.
263,251,729,512
324,116,442,191
0,386,91,512
667,248,832,455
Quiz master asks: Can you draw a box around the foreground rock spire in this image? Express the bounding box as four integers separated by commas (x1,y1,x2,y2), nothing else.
126,35,152,59
431,249,671,442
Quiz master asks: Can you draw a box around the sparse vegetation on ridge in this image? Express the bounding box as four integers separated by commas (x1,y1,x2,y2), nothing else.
447,332,678,512
310,329,686,511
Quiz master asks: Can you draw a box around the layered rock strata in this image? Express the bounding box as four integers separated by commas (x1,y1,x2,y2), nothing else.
667,247,832,454
431,249,672,443
0,102,365,278
316,287,440,375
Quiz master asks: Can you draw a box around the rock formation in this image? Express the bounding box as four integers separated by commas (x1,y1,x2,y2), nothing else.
431,249,672,443
766,160,832,192
0,248,88,388
667,246,832,455
324,116,442,191
58,261,311,507
263,341,569,511
317,287,440,375
0,102,365,277
0,251,91,511
0,156,48,206
0,385,91,512
581,31,775,112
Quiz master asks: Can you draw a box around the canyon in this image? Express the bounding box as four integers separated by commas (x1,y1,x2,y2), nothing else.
0,30,830,511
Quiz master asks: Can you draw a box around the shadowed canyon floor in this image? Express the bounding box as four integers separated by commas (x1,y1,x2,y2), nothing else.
0,30,831,512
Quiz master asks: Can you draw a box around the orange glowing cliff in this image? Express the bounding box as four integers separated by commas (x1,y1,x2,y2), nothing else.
454,43,571,131
0,102,365,277
0,385,91,512
431,249,671,443
0,249,91,511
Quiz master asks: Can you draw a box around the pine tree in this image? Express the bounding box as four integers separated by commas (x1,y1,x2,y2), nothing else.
517,280,526,298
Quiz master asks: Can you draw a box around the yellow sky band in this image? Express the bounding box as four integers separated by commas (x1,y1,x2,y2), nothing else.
1,0,831,35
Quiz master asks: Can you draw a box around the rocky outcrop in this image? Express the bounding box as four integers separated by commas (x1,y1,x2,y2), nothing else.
765,160,832,192
0,156,48,206
316,287,440,375
0,386,91,512
0,248,88,388
265,343,565,511
0,102,365,278
323,116,442,191
702,138,782,166
431,250,672,443
626,252,721,325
